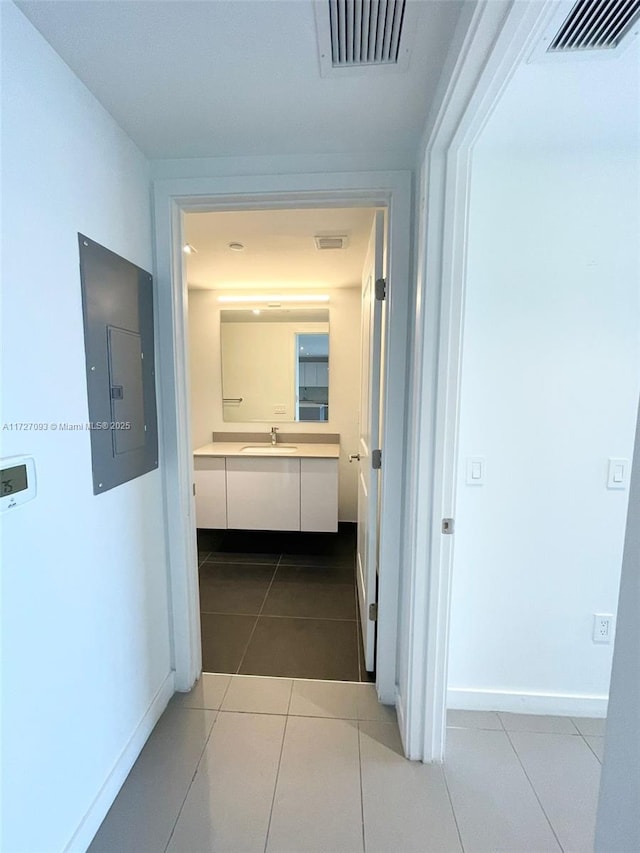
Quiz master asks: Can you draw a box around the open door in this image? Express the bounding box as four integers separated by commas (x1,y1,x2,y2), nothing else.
355,210,385,672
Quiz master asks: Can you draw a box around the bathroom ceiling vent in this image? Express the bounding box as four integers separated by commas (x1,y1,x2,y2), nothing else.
314,235,349,250
314,0,418,77
530,0,640,61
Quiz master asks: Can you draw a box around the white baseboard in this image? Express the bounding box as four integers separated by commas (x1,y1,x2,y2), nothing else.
64,671,175,853
447,686,608,718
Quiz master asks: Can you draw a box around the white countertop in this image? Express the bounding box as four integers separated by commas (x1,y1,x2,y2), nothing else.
194,441,340,459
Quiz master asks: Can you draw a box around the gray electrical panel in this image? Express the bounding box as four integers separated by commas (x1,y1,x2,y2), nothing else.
78,235,158,494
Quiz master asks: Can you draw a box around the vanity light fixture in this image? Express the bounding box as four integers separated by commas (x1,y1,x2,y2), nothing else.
183,243,198,254
217,294,330,304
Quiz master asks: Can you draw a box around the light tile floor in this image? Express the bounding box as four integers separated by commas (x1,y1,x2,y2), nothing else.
89,675,605,853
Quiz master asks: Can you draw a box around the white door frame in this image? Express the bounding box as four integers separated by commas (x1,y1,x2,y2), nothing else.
405,0,561,761
152,172,411,707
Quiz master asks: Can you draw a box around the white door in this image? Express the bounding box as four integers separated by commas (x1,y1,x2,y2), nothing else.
356,210,385,672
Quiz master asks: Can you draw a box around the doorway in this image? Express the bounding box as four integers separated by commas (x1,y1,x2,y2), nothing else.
153,174,411,730
180,203,392,687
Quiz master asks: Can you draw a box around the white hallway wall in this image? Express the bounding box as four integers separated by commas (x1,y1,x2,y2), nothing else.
596,402,640,851
448,82,640,711
1,4,172,851
188,287,361,521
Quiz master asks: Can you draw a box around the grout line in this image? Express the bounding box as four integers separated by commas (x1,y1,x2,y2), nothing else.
503,729,566,852
235,555,281,675
285,674,295,715
356,721,367,853
447,724,509,732
230,615,259,676
567,717,582,735
201,672,366,684
201,558,281,568
263,713,289,853
217,673,235,708
278,562,356,570
214,707,380,722
200,610,358,622
163,707,219,853
441,764,466,853
580,732,603,764
216,708,290,718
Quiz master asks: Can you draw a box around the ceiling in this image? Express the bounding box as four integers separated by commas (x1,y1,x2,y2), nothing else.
185,207,375,290
16,0,465,161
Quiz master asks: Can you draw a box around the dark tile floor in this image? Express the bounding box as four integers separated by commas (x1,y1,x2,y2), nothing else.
197,524,374,682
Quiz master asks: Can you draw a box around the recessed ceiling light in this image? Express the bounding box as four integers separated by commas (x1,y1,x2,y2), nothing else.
183,243,198,254
252,309,261,315
228,242,245,252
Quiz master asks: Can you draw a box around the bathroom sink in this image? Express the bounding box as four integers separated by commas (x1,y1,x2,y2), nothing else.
240,444,298,454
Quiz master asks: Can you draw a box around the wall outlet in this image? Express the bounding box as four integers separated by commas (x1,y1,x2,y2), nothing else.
593,613,614,644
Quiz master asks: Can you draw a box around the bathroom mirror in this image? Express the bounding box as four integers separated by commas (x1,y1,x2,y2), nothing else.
220,308,329,422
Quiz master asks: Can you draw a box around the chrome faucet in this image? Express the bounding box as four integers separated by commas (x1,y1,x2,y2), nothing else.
270,426,279,446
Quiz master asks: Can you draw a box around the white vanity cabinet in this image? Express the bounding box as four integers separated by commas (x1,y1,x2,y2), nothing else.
300,459,338,532
194,457,227,529
193,447,339,533
226,457,300,531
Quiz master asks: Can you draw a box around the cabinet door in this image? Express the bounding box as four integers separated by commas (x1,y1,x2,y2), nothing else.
300,458,338,532
316,362,329,386
194,457,227,528
226,458,300,531
302,363,317,386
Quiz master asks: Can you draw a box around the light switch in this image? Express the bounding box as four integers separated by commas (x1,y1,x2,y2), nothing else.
607,458,629,490
466,456,485,485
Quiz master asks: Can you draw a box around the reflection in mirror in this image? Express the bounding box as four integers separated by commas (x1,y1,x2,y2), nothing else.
220,308,329,423
296,333,329,422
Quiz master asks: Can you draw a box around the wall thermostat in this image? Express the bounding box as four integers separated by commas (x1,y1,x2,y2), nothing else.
1,455,37,512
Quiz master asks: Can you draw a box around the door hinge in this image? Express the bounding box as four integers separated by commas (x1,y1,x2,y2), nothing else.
372,449,382,469
375,277,386,301
369,602,378,621
442,518,455,534
193,483,196,497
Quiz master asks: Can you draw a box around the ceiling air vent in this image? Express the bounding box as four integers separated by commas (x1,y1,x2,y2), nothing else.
531,0,640,60
329,0,406,66
314,235,349,250
315,0,418,76
550,0,640,51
